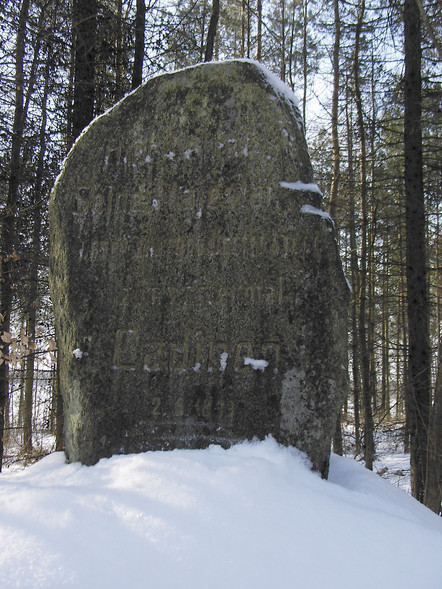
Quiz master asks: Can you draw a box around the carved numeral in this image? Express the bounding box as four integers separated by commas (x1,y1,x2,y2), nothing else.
174,397,185,417
152,397,161,417
202,398,212,419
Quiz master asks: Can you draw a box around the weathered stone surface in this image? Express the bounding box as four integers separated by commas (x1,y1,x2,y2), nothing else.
49,60,348,476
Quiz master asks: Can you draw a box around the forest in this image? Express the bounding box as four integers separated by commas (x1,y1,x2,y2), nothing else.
0,0,440,514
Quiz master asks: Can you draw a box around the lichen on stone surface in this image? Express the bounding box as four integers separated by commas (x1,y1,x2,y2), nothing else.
49,60,348,475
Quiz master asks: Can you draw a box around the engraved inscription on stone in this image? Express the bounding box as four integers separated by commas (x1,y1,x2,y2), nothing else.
50,60,349,476
112,328,281,373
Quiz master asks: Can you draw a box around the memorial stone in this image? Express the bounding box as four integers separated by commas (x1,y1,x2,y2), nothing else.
50,60,349,477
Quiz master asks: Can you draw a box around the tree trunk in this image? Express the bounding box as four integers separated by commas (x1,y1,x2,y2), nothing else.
346,92,361,456
328,0,340,222
0,0,30,473
132,0,145,89
204,0,220,62
396,222,409,432
257,0,262,60
246,0,251,58
241,0,246,58
381,237,391,414
404,0,431,503
280,0,286,81
353,0,375,470
115,0,124,101
425,357,442,514
66,22,76,150
72,0,97,140
436,207,441,364
22,329,34,454
301,0,308,126
287,3,296,91
368,77,378,414
333,411,344,456
22,37,51,456
367,217,377,414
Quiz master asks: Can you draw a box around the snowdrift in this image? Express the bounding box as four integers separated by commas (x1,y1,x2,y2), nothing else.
0,438,441,588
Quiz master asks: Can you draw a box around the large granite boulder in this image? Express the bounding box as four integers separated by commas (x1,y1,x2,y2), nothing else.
50,60,348,476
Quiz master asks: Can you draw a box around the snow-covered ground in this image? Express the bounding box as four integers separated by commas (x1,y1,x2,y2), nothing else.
0,437,440,589
340,422,413,495
374,427,412,495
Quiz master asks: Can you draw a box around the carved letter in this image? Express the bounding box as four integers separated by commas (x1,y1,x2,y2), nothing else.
170,329,190,371
234,342,254,371
208,341,229,372
143,342,164,371
113,329,139,369
261,342,281,370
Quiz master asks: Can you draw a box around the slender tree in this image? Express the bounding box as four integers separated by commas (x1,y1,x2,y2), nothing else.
22,32,53,456
71,0,98,140
280,0,286,81
132,0,146,89
301,0,308,124
240,0,247,58
403,0,431,502
0,0,30,472
257,0,262,60
114,0,124,101
346,90,361,457
425,356,442,513
328,0,340,222
353,0,375,470
204,0,220,62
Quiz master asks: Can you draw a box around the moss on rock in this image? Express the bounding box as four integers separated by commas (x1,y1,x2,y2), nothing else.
50,60,348,476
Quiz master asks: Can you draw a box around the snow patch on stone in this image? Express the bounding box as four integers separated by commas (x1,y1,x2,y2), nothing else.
279,181,322,195
244,357,269,371
300,204,333,224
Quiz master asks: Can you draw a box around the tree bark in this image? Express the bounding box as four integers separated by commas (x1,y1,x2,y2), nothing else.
132,0,145,89
353,0,375,470
368,72,378,413
333,411,344,456
381,237,391,414
328,0,340,222
288,3,296,91
404,0,431,503
204,0,220,62
257,0,262,60
346,93,361,456
54,364,64,451
425,357,442,514
72,0,97,140
280,0,286,82
301,0,308,126
115,0,124,101
240,0,246,58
